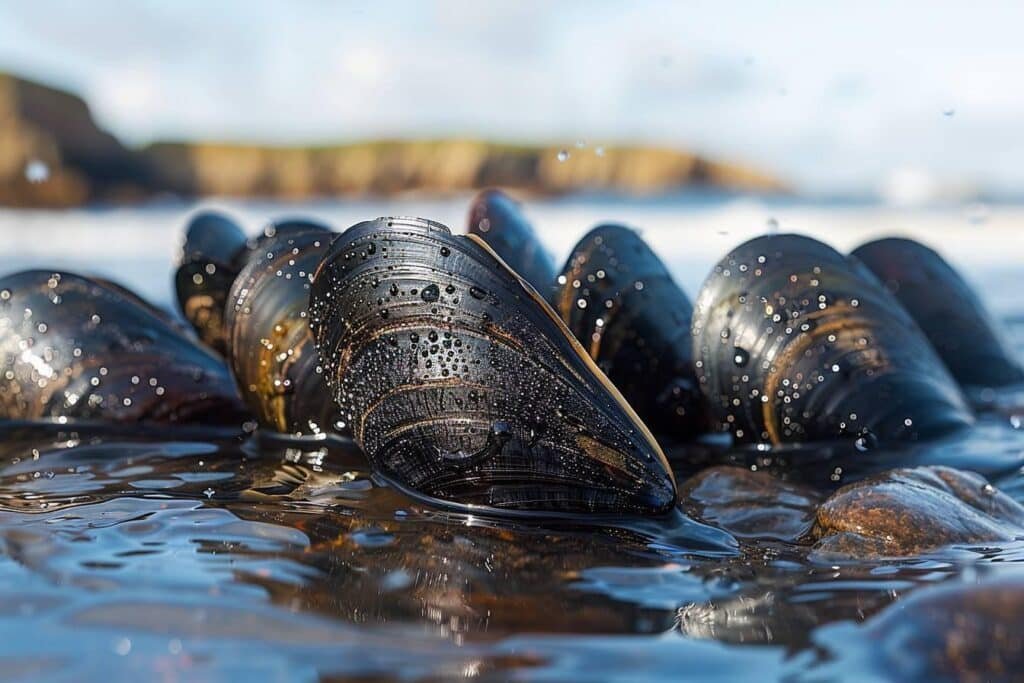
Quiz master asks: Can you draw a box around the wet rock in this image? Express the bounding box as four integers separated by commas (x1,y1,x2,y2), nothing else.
813,466,1024,558
814,574,1024,682
679,466,820,543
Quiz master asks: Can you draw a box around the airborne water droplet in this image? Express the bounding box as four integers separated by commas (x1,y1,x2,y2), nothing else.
557,149,570,162
24,159,50,184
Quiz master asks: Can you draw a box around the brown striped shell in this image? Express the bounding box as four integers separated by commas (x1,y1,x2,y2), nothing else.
225,226,341,436
174,210,250,354
691,234,972,446
309,216,676,515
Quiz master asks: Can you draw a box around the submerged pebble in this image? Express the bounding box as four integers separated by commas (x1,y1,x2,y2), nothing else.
812,466,1024,558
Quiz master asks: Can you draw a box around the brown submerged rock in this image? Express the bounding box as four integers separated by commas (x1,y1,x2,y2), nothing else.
813,466,1024,558
679,466,820,543
825,574,1024,682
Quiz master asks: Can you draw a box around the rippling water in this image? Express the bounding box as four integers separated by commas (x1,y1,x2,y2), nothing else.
2,195,1024,681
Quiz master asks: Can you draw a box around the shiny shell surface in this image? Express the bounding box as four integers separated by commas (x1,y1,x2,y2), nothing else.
309,216,676,515
226,226,340,435
691,234,972,446
554,224,707,439
0,270,248,424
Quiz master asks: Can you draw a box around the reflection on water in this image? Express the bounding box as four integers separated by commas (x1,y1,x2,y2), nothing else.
2,398,1024,680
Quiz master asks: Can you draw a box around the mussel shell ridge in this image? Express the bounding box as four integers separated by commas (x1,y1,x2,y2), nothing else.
226,226,340,435
852,237,1024,388
554,224,707,439
467,189,557,295
0,270,248,423
309,216,676,515
691,234,972,446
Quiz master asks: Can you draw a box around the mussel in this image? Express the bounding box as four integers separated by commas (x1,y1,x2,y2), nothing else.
691,234,972,446
852,237,1024,388
225,224,341,435
309,216,676,515
553,224,708,439
174,210,250,354
467,189,557,294
0,270,248,423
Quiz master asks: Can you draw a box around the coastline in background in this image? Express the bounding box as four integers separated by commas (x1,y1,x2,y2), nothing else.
0,72,785,208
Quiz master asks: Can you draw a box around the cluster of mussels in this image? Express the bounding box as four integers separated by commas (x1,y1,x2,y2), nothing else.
2,190,1021,534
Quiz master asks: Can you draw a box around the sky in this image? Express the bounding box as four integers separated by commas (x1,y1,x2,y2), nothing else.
2,0,1023,196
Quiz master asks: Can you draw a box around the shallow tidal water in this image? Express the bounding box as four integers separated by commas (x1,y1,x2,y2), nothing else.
3,196,1024,681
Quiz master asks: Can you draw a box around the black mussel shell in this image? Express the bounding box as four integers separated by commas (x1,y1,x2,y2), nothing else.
0,271,249,424
309,216,676,515
248,217,334,249
226,225,341,435
467,189,557,294
691,234,972,446
554,224,707,439
174,210,249,354
852,237,1024,388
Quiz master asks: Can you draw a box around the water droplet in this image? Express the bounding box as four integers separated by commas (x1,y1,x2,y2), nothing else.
557,149,570,162
854,429,877,452
113,638,132,656
24,159,50,184
733,348,749,367
943,108,956,117
421,284,440,303
203,487,215,499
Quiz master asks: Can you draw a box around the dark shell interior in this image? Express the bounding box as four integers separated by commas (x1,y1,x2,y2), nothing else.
0,270,248,424
554,224,708,439
309,216,676,515
852,237,1024,388
691,234,972,446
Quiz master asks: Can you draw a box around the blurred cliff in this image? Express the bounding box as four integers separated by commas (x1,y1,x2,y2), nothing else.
0,73,787,207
